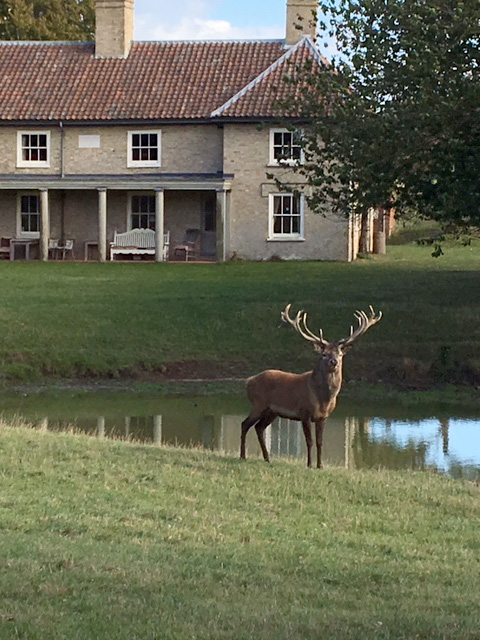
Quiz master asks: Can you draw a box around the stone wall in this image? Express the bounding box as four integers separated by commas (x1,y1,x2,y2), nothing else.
223,124,350,261
0,121,352,261
0,128,61,175
0,124,223,175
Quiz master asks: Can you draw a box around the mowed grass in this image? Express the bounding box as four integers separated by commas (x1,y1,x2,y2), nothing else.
0,423,479,640
0,236,479,383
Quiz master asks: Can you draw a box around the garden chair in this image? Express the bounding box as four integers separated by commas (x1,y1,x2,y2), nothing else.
173,228,201,261
58,239,75,260
163,230,170,261
0,236,11,260
48,238,60,260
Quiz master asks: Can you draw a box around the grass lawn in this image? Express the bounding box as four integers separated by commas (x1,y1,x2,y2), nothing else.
0,423,479,640
0,234,479,385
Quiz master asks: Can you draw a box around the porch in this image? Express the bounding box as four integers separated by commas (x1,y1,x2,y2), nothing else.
0,174,231,262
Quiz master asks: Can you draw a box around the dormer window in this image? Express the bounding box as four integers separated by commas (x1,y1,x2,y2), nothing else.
17,131,50,168
128,131,161,168
269,128,303,166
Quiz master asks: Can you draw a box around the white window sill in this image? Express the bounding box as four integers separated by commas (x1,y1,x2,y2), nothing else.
267,236,305,242
16,162,50,169
267,162,303,168
127,162,161,169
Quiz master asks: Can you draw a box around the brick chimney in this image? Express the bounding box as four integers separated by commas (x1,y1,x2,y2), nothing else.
286,0,317,45
95,0,134,58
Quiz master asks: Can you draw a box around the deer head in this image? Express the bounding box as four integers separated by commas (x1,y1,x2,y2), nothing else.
281,304,382,374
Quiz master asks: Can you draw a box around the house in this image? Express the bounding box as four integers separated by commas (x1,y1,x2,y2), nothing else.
0,0,362,262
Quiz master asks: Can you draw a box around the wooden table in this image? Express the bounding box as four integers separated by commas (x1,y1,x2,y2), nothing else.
10,238,39,260
84,241,99,261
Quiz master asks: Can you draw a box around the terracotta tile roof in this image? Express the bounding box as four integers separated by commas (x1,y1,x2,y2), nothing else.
0,38,322,122
212,38,324,118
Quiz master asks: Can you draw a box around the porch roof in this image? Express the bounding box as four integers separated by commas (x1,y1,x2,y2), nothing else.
0,173,233,191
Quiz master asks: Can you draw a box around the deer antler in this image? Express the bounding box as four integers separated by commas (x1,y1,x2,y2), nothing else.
281,304,329,348
337,305,382,349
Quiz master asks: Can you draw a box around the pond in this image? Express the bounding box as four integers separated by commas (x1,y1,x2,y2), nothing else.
1,389,479,480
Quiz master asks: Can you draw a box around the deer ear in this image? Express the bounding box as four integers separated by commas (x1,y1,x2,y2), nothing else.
313,343,325,354
340,343,352,354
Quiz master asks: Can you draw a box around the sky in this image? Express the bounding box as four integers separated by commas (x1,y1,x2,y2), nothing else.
134,0,287,41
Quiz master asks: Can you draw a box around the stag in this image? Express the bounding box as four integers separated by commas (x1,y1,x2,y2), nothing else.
240,305,382,468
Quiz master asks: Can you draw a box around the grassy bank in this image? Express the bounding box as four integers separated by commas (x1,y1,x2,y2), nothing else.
0,236,479,386
0,423,479,639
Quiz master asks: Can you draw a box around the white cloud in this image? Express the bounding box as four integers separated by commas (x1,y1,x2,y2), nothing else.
134,0,283,41
137,17,282,41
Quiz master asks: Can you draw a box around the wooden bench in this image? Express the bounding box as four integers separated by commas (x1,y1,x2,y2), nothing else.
110,229,169,261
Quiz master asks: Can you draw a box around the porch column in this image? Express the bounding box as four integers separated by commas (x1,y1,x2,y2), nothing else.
98,188,107,263
216,189,227,263
155,188,165,262
40,188,50,262
96,416,105,438
373,207,387,255
153,415,162,444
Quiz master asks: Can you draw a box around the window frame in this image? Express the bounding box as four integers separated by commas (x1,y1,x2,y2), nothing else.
269,128,304,166
128,192,157,230
127,130,162,168
16,130,51,168
268,192,305,241
17,192,41,239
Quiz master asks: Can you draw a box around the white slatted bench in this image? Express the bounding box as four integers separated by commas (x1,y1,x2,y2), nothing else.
110,229,169,261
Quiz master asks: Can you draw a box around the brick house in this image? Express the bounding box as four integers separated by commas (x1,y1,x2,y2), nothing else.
0,0,361,262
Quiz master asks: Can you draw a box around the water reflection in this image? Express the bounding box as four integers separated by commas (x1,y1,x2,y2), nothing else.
1,392,479,479
367,417,480,480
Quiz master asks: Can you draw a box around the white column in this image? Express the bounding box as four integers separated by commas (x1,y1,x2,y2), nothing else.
96,416,105,438
98,188,107,262
40,188,50,261
153,415,162,444
216,189,227,263
155,188,165,262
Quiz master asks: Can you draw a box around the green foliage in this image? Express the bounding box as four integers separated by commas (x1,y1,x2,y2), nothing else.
281,0,480,233
0,0,94,40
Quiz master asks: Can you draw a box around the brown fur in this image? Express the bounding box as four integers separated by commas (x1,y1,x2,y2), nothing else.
240,344,345,468
240,305,382,468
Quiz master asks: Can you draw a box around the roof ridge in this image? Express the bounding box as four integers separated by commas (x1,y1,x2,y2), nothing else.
0,40,92,46
210,36,317,118
135,39,285,45
302,35,329,66
0,38,285,47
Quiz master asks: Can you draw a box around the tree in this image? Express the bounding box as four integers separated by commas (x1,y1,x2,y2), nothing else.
0,0,95,41
281,0,480,238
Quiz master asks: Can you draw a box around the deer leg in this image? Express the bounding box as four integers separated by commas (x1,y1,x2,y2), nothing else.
240,413,261,459
315,419,326,469
301,421,313,468
255,411,276,463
